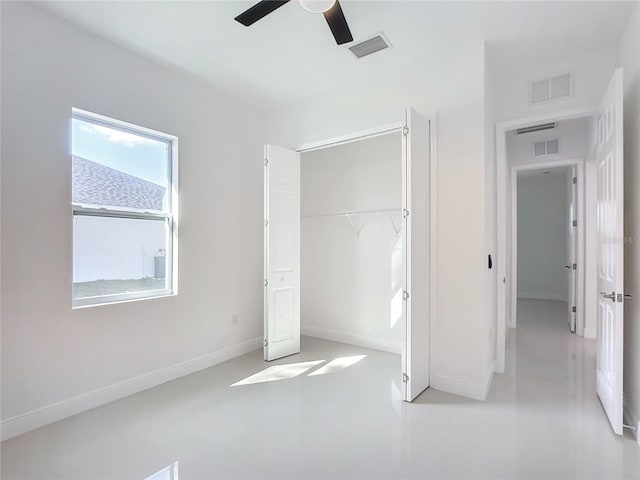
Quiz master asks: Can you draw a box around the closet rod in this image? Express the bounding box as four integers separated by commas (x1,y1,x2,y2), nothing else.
301,208,401,219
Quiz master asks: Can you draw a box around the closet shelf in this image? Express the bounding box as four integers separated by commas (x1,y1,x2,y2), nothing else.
301,208,401,219
301,208,402,238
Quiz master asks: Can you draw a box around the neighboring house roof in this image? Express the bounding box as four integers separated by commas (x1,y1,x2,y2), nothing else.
72,155,165,211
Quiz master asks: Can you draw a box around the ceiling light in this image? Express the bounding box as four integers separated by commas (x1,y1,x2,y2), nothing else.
299,0,336,14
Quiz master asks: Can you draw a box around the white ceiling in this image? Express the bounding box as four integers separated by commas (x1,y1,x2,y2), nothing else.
36,1,637,108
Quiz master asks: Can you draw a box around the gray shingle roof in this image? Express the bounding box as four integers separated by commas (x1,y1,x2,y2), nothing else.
72,155,165,211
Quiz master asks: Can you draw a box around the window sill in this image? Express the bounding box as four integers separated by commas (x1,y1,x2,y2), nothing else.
72,289,176,309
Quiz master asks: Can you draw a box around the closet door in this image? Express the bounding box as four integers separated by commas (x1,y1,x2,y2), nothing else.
402,108,430,401
264,145,301,361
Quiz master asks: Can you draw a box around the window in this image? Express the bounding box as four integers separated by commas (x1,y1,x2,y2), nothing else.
71,109,177,307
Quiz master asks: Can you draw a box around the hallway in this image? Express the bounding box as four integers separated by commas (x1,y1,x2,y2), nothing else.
2,300,639,479
487,299,639,478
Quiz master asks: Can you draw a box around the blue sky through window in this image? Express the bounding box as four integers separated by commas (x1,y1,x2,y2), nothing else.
72,118,168,186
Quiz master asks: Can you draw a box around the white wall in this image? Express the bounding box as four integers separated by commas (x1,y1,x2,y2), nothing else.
619,3,640,438
300,134,403,353
516,172,569,301
485,45,498,368
492,47,620,123
1,2,267,431
267,42,492,400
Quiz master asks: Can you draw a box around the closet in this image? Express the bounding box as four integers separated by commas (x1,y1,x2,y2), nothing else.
300,133,404,355
264,107,431,402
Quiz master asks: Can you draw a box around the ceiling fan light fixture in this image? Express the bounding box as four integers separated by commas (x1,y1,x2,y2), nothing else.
299,0,336,14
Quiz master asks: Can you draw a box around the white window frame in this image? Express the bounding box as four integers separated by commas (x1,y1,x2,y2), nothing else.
71,108,179,308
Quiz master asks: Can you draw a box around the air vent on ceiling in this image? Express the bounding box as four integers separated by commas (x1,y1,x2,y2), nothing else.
516,122,558,135
530,73,573,104
533,139,560,157
349,33,391,59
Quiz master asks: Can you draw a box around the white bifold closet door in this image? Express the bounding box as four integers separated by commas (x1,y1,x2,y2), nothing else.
402,107,430,402
596,68,624,435
264,144,301,361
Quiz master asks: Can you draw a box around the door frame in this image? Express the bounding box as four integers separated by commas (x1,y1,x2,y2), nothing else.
495,106,595,374
294,114,438,394
510,158,585,336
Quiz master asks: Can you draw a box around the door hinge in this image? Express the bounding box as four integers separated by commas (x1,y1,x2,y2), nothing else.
402,373,409,383
572,306,577,313
572,220,577,227
264,279,268,287
403,209,410,219
573,177,577,184
573,263,577,270
403,125,409,136
265,219,269,227
264,339,268,348
264,158,269,166
403,290,410,301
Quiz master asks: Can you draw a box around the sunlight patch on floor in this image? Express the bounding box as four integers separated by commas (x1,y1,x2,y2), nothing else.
308,355,367,376
231,360,325,386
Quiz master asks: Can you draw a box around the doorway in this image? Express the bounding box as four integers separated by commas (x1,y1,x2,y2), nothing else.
496,69,625,435
511,162,584,335
263,108,434,402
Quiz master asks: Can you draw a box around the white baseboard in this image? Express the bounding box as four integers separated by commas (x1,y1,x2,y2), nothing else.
518,292,567,302
1,337,262,441
584,327,597,339
623,395,640,445
483,361,496,400
301,326,402,355
431,374,488,401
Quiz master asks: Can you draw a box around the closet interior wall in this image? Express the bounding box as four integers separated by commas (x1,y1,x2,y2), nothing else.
300,133,403,353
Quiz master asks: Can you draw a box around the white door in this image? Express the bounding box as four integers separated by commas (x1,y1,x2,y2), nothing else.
264,144,301,361
596,68,624,435
566,167,577,333
402,107,430,401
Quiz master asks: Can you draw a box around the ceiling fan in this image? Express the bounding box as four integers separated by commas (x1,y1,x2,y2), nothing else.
235,0,354,45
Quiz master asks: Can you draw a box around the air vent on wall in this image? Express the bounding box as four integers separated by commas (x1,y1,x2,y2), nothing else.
516,122,557,135
530,73,573,104
349,33,391,59
533,139,560,157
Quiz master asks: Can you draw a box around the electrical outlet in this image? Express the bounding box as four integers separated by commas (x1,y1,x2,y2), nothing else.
232,313,239,326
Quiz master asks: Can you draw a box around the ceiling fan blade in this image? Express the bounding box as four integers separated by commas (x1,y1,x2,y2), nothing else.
235,0,291,26
323,1,353,45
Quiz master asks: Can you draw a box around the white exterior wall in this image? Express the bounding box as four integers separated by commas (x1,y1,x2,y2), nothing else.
73,216,166,282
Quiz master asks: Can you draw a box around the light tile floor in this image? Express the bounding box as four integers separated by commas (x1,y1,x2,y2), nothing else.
2,299,639,479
